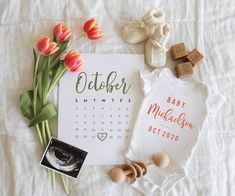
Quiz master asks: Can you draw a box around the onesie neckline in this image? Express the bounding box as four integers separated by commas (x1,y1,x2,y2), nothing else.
163,68,199,87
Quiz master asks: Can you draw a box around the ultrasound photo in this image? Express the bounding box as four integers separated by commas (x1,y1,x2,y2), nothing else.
40,138,88,179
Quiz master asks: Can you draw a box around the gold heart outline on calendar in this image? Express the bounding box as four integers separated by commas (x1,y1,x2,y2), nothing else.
97,132,107,141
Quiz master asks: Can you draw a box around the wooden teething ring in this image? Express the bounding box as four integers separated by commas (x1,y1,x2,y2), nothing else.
122,163,137,179
134,162,147,175
131,163,143,178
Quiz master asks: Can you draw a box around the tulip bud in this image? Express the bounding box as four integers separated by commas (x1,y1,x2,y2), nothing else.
83,18,103,40
37,36,59,56
64,51,83,72
54,23,72,42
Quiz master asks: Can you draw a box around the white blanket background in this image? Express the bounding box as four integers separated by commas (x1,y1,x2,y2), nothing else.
0,0,234,195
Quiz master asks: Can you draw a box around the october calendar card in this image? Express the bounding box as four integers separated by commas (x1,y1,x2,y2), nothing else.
58,54,144,165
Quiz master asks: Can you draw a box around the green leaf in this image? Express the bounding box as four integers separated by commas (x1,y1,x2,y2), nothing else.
19,90,34,119
59,41,69,52
28,103,57,127
55,60,64,71
36,71,43,101
42,57,50,103
38,56,47,72
49,63,64,87
33,49,37,72
49,60,63,78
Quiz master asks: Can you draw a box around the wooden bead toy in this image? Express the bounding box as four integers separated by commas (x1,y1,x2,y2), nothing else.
170,43,188,60
131,163,143,178
109,168,126,183
109,153,170,184
152,152,170,168
109,164,137,183
175,62,193,78
136,153,170,169
186,48,204,66
133,162,147,175
123,163,137,179
134,153,170,170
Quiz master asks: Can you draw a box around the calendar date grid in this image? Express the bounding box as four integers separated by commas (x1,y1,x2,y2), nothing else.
73,97,132,141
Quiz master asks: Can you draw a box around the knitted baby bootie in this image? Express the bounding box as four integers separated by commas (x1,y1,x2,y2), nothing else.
145,23,170,68
122,9,165,44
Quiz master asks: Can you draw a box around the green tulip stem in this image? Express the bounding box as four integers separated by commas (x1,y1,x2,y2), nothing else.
67,33,85,49
61,175,69,194
45,122,56,189
33,54,41,91
50,34,85,69
41,121,47,147
47,67,67,97
45,56,70,195
50,55,61,69
43,119,56,189
45,120,69,193
36,124,43,148
49,170,56,190
45,120,52,139
51,169,56,190
33,55,40,116
32,54,44,148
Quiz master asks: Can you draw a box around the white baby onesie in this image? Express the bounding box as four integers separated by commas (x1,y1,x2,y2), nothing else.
125,68,225,196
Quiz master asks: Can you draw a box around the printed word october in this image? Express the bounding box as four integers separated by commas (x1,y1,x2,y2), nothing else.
76,71,131,94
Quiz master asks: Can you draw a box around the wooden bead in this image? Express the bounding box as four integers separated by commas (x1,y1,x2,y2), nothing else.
122,163,137,179
109,168,126,183
152,152,170,168
170,43,188,60
186,49,204,65
175,62,193,78
110,163,138,183
131,163,143,178
134,162,147,175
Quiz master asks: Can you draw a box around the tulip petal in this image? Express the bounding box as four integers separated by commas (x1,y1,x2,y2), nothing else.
59,31,72,41
54,23,71,42
44,46,59,56
83,18,103,40
83,18,96,33
37,36,49,53
88,28,103,40
64,51,82,72
63,32,72,41
64,51,78,64
44,42,56,53
43,41,59,56
65,55,79,68
70,61,82,72
54,23,63,38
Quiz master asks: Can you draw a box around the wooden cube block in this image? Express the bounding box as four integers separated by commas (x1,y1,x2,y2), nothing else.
170,43,188,60
186,49,204,65
175,62,193,78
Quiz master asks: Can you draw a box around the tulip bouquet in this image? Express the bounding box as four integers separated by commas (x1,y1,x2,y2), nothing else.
19,18,103,193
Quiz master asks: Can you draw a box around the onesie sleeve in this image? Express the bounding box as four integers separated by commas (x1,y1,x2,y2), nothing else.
207,91,226,116
139,68,163,96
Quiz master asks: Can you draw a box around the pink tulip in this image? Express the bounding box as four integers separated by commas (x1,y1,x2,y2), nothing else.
64,51,83,72
37,36,59,56
83,18,103,40
54,23,72,42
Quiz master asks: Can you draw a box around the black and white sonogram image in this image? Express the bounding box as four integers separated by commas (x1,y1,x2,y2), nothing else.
40,138,88,179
